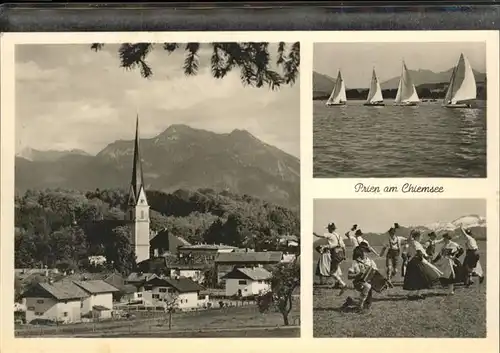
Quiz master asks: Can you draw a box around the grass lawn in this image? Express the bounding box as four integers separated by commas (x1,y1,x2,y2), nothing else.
16,299,300,338
313,242,486,338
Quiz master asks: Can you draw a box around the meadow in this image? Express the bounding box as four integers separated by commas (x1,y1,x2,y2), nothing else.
312,241,487,338
16,298,300,338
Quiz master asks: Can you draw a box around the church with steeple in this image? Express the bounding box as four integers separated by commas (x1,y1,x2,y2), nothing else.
125,115,151,264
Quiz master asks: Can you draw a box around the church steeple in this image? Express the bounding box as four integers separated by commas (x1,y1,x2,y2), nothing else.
129,114,146,206
126,114,150,264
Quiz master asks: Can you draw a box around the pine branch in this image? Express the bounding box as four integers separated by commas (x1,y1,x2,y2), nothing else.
183,43,200,76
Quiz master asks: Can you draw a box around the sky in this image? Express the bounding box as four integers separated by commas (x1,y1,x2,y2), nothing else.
15,43,300,157
313,199,486,234
314,42,486,88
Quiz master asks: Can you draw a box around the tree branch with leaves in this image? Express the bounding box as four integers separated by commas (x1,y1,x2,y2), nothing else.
91,42,300,90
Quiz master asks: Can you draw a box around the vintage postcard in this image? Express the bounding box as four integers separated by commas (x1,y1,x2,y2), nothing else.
1,30,499,353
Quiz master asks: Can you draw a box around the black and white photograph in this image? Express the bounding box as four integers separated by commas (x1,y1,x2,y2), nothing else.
312,198,487,338
13,42,301,338
313,42,487,178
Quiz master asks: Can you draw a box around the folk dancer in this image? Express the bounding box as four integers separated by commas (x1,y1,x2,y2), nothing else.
460,226,485,286
344,224,358,239
380,226,407,283
315,243,332,285
424,231,445,259
345,243,378,311
432,233,465,295
314,222,348,295
348,228,381,257
403,230,443,299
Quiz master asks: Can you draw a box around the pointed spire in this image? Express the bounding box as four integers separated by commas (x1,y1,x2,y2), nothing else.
130,114,145,204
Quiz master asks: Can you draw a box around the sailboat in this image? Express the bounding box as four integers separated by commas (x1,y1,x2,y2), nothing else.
364,68,385,106
326,70,347,106
394,60,420,106
443,53,477,108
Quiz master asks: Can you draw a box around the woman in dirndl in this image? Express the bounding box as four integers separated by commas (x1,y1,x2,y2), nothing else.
432,233,465,295
403,230,443,299
315,244,332,285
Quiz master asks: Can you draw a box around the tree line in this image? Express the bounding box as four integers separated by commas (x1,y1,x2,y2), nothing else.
15,188,300,275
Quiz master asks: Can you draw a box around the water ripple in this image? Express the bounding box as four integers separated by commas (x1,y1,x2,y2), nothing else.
313,100,487,178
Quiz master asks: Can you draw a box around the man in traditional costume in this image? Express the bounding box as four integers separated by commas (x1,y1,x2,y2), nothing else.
314,222,348,295
344,242,378,311
424,231,446,259
459,226,485,286
380,226,407,283
348,229,380,256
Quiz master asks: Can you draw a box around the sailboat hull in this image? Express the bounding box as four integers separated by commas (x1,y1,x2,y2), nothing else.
363,102,385,106
394,102,418,106
444,103,474,109
326,102,346,106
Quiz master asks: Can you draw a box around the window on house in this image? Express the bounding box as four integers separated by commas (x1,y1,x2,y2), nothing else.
27,306,35,311
258,280,263,284
64,312,68,317
238,280,246,285
35,312,43,316
80,302,83,308
137,293,142,298
159,288,167,293
152,294,159,299
36,300,44,304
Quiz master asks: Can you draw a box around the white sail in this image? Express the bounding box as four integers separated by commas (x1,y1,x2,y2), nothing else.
366,68,384,103
394,61,420,104
446,53,477,104
443,65,457,105
326,71,347,105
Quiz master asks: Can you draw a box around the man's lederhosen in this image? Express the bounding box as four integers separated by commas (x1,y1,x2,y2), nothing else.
386,236,400,273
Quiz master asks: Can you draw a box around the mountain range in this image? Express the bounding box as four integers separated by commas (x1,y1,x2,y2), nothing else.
313,67,487,98
313,214,487,248
15,125,300,208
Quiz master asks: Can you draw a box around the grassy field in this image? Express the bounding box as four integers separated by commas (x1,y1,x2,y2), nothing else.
16,299,300,338
313,242,486,338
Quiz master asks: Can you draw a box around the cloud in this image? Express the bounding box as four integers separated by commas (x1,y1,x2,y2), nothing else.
15,43,300,157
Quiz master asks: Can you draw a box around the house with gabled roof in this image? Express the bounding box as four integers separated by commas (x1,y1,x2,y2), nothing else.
22,281,88,324
22,279,120,324
222,267,272,297
214,251,283,283
72,280,119,319
141,276,206,310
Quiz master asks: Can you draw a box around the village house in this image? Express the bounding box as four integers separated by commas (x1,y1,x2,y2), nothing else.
22,278,121,324
214,251,283,283
222,267,272,297
124,272,159,290
149,230,191,257
167,264,207,284
22,281,88,324
119,284,142,303
141,276,207,310
72,280,120,320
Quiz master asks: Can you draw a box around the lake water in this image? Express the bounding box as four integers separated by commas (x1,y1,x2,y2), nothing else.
313,100,487,178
